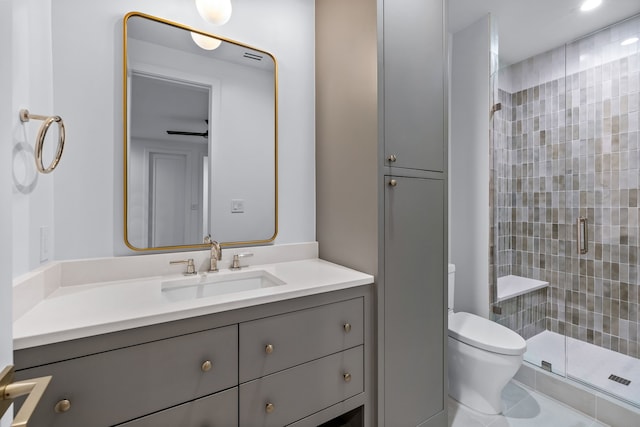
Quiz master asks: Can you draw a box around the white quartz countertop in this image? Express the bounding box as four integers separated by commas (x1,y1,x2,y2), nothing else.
13,249,373,350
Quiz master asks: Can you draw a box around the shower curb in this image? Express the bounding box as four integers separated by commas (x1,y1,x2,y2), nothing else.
514,363,640,427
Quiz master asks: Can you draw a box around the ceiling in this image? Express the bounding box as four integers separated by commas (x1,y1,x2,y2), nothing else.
449,0,640,66
130,74,209,143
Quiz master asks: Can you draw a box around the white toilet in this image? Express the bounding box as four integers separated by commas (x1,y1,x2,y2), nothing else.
447,264,526,414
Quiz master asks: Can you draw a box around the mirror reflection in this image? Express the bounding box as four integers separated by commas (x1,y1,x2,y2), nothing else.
124,12,277,251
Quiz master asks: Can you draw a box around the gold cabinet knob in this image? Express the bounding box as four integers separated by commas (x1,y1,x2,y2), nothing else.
54,399,71,413
201,360,212,372
343,373,352,383
265,344,274,354
387,154,397,162
389,179,398,187
265,402,275,413
343,323,352,333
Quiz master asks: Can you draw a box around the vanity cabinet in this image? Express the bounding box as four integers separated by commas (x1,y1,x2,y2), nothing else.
239,297,364,426
240,346,364,427
239,297,363,382
14,286,372,427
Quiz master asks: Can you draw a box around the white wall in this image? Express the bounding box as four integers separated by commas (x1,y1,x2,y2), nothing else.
44,0,315,263
11,0,55,278
0,0,14,401
450,15,491,318
2,0,54,423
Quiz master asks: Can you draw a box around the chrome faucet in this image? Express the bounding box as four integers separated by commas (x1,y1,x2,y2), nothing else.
230,252,253,270
169,258,197,275
204,235,221,272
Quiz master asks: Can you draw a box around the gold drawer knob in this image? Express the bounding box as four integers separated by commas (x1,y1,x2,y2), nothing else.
343,323,352,333
265,344,274,354
387,154,397,162
343,373,352,383
265,402,275,413
389,179,398,187
201,360,212,372
54,399,71,413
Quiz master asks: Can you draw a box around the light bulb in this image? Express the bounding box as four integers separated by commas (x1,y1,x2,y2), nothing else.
191,32,222,50
580,0,602,12
195,0,232,26
621,37,639,46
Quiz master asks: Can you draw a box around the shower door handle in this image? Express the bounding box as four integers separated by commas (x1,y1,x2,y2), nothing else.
577,217,588,255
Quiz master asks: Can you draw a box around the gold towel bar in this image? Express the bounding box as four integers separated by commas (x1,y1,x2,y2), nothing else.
19,109,66,174
1,365,52,427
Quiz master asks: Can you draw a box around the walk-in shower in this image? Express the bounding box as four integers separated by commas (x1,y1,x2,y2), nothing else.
491,13,640,408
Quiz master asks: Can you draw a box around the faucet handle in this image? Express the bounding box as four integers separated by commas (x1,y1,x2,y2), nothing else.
170,258,197,275
230,252,253,270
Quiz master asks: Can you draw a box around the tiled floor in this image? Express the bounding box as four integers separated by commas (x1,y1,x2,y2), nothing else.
448,381,607,427
525,330,640,407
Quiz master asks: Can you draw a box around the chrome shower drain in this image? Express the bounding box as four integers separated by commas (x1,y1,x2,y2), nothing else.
608,374,631,386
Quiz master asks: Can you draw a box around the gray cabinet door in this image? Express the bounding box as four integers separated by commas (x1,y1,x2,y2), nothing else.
118,388,238,427
384,176,445,426
239,298,363,382
15,326,238,427
383,0,445,172
239,346,363,427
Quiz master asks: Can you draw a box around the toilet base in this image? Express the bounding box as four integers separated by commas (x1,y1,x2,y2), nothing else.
448,336,523,415
449,385,503,415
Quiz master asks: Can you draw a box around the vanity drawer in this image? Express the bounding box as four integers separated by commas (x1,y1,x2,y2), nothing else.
239,345,363,427
239,297,363,382
118,388,238,427
15,325,238,427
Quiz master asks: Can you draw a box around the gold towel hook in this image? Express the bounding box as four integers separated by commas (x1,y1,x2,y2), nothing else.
19,109,66,174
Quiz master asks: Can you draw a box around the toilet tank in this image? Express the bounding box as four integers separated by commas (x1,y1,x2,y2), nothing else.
448,264,455,311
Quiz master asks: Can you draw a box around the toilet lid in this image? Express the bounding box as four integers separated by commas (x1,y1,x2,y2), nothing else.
448,312,526,356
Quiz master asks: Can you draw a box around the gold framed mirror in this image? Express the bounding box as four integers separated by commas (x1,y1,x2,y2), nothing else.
123,12,278,251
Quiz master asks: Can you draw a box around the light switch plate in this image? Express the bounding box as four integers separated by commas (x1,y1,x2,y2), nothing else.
231,199,245,213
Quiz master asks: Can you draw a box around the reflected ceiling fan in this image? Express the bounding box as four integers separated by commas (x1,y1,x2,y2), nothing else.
166,120,208,138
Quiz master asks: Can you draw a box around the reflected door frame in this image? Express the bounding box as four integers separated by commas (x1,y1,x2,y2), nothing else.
126,62,221,249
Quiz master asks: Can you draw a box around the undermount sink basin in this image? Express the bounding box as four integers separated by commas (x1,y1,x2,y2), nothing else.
161,270,286,302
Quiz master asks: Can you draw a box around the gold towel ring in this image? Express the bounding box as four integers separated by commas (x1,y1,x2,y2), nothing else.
19,109,66,174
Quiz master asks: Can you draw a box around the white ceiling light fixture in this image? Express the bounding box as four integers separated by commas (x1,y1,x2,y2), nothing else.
190,32,222,50
580,0,602,12
195,0,233,26
621,37,639,46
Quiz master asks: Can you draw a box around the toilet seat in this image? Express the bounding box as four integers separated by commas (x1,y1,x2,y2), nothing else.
448,312,526,356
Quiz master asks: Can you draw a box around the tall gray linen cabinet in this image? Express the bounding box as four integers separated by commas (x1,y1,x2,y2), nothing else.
316,0,448,426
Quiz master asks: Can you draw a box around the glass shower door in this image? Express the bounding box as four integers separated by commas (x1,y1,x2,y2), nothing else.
491,39,572,377
563,14,640,408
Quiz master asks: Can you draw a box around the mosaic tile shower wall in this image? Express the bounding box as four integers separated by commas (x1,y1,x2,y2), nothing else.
493,16,640,358
491,86,550,341
492,287,548,340
493,88,513,280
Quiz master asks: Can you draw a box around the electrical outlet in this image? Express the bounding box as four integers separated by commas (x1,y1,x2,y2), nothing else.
40,226,49,262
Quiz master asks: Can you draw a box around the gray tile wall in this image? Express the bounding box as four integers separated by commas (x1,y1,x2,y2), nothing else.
563,49,640,357
493,288,548,340
493,48,640,359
